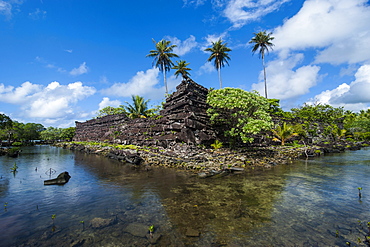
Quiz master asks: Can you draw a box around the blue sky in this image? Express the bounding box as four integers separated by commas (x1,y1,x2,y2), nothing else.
1,0,370,128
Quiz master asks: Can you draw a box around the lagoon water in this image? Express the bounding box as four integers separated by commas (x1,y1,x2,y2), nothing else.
1,145,370,246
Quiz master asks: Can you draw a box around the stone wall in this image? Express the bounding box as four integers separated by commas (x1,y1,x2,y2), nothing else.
73,79,216,147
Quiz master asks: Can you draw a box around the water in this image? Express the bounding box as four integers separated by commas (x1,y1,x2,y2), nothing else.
1,146,370,246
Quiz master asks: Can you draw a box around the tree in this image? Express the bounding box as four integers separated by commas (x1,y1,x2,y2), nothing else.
207,88,273,144
146,39,179,94
172,60,191,80
204,39,231,89
291,103,345,124
40,127,62,142
22,123,45,141
0,113,12,129
96,106,126,118
249,31,274,98
122,95,156,119
60,127,76,141
0,114,13,144
272,122,302,145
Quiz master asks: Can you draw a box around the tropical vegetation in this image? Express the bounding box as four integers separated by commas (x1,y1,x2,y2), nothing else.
0,113,76,144
204,39,232,89
249,31,275,99
122,95,156,119
172,60,192,80
206,88,273,144
147,39,179,95
271,122,303,146
96,95,158,119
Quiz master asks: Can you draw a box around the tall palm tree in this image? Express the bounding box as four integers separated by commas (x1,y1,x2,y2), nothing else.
204,39,231,89
249,31,274,99
122,95,155,119
172,60,191,80
146,39,179,95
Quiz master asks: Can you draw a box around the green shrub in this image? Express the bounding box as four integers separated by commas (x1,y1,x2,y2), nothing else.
211,140,223,149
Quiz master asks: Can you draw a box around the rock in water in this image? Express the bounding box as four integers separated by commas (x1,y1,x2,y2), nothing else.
44,171,71,185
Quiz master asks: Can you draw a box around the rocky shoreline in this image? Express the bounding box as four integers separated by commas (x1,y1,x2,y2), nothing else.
56,141,370,177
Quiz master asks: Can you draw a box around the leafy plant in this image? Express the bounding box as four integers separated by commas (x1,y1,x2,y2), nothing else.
207,88,272,144
7,147,20,157
358,187,362,198
51,214,56,223
10,162,18,172
148,225,155,237
210,140,223,149
271,122,302,146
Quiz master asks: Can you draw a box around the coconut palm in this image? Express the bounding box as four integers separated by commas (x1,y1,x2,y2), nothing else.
249,31,274,98
204,39,231,89
122,95,155,119
272,122,302,146
172,60,191,80
146,39,179,95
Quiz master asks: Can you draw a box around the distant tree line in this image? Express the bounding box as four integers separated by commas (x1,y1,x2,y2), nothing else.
0,114,75,145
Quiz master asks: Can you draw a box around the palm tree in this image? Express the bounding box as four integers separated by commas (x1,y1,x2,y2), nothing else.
122,95,155,119
204,39,231,89
146,39,179,94
271,122,302,146
249,31,274,98
172,60,191,80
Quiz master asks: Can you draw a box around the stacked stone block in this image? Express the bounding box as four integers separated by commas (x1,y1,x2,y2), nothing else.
74,79,216,147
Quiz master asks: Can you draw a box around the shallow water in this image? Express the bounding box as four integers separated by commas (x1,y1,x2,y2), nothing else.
0,146,370,246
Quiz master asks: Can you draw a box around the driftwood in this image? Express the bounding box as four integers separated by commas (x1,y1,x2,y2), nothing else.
44,171,71,185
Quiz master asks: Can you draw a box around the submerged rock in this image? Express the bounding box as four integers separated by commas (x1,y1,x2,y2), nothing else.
185,227,200,237
89,217,116,229
124,223,148,237
146,233,162,244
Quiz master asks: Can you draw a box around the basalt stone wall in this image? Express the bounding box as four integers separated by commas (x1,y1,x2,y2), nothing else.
74,114,130,142
73,79,217,148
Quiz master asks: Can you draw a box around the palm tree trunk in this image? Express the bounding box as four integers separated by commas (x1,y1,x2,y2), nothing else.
162,63,168,95
218,68,222,89
262,56,268,99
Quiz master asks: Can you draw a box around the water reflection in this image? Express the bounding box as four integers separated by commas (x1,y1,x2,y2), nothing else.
0,146,369,246
161,168,289,245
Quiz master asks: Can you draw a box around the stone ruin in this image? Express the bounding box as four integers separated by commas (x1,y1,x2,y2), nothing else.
73,79,216,148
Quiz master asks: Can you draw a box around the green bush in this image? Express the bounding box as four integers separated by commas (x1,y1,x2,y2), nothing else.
8,147,20,156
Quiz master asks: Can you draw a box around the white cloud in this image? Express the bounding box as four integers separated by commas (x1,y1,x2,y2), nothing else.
201,33,228,52
0,0,12,18
0,81,41,104
102,68,181,100
273,0,370,64
251,53,320,99
224,0,291,28
70,62,89,76
0,81,96,119
102,68,162,98
310,64,370,109
183,0,207,7
28,8,46,20
198,61,216,74
166,35,198,56
98,97,121,110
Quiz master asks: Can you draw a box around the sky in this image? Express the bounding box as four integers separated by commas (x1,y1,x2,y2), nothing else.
1,0,370,128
